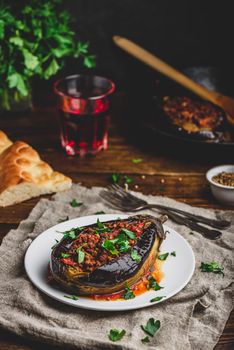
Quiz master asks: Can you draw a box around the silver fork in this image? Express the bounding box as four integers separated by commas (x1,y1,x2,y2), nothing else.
99,185,230,240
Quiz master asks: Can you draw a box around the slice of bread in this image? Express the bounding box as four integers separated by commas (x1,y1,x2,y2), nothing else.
0,131,72,207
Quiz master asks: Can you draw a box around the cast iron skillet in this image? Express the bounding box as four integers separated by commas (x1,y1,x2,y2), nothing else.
126,66,234,159
143,67,234,151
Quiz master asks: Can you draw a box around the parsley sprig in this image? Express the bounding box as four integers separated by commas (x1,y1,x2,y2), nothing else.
200,261,224,276
64,295,79,300
141,318,161,337
59,227,83,240
0,1,96,110
70,199,83,207
108,329,126,342
158,252,169,261
147,276,163,291
111,173,134,184
123,282,135,299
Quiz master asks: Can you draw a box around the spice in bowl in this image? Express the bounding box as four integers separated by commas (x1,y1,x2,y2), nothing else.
206,165,234,206
212,172,234,187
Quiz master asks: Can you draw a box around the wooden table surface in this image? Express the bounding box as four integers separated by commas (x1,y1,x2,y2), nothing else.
0,102,233,349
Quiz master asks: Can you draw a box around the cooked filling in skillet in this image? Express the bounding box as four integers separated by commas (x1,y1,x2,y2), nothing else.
162,96,226,140
50,215,167,296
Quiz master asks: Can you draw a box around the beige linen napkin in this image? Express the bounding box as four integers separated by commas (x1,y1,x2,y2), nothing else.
0,185,233,350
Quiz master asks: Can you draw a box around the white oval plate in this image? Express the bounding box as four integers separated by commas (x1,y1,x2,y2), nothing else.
24,214,195,311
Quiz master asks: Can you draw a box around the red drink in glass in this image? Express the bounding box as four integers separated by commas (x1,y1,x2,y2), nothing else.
54,75,115,156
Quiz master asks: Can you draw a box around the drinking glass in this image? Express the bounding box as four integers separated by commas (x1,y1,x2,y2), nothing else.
54,75,115,156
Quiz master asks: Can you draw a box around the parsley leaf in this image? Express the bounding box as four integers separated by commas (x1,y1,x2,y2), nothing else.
121,228,136,240
61,228,77,240
141,336,150,344
95,219,110,233
111,173,121,184
141,318,161,337
123,282,135,299
112,233,130,253
158,252,169,261
61,252,71,258
132,158,143,164
97,218,105,229
124,175,134,184
148,276,163,291
130,249,141,263
76,247,85,264
64,295,79,300
108,329,126,342
150,296,165,302
94,211,106,215
171,251,176,257
102,240,119,255
70,199,83,207
200,262,224,276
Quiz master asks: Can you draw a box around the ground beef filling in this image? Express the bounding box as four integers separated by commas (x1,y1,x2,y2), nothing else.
162,96,224,133
61,220,145,273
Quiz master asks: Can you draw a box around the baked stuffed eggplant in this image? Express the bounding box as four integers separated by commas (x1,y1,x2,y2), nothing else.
50,215,167,295
162,96,227,141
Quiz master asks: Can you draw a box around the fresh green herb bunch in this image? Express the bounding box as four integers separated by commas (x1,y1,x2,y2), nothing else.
0,0,96,110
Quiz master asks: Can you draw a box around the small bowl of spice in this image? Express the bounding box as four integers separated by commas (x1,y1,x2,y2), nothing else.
206,165,234,206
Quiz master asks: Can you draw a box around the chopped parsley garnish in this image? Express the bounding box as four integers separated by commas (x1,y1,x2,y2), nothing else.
61,228,77,240
150,296,165,303
76,247,85,264
147,276,163,291
200,261,224,276
158,252,169,261
95,219,110,233
130,249,141,263
94,211,106,215
141,336,150,344
111,173,121,184
132,158,143,164
102,231,134,255
108,329,126,342
97,218,105,229
141,318,161,337
70,199,83,207
102,240,119,255
111,173,133,184
95,227,110,234
171,251,176,257
121,228,136,240
124,175,134,184
61,252,71,258
113,233,130,253
64,295,79,300
123,282,135,299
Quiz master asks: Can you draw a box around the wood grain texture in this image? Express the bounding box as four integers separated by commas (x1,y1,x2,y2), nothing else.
0,103,233,349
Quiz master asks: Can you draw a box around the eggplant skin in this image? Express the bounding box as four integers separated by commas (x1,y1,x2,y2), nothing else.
50,215,166,295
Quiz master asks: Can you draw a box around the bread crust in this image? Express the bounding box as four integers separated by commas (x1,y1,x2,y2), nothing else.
0,131,72,206
0,130,13,154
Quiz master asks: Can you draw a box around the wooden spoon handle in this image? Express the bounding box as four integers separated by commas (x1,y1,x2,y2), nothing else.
113,36,219,103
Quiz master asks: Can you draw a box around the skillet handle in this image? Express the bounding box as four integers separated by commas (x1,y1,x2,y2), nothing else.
113,36,220,104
